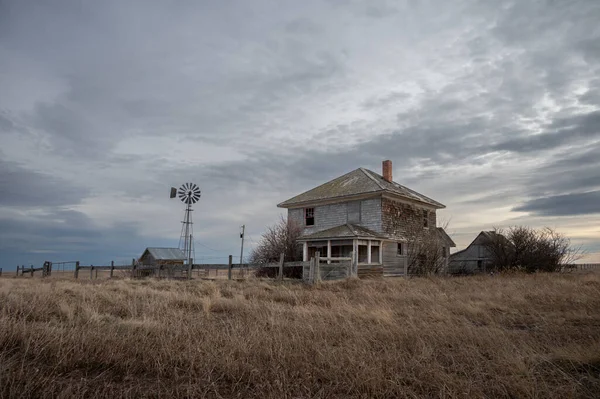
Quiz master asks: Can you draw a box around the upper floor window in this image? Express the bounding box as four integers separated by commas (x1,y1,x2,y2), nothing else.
423,210,429,228
305,208,315,226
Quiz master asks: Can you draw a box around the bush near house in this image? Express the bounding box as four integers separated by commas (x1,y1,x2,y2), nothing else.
483,226,583,273
250,217,303,278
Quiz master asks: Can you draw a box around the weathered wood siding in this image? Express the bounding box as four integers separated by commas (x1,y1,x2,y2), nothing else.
357,264,383,278
448,233,493,273
289,198,383,235
359,198,382,232
382,241,406,277
382,197,436,240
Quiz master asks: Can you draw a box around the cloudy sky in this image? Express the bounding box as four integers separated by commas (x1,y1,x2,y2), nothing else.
1,0,599,269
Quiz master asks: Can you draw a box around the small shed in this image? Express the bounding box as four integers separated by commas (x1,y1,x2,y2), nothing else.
139,247,187,266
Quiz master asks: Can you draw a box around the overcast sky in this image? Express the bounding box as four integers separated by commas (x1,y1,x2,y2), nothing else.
1,0,599,269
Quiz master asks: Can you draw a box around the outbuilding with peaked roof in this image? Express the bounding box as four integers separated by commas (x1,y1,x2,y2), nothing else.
139,247,187,266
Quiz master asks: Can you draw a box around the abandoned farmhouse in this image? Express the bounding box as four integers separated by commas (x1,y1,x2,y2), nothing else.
278,160,455,277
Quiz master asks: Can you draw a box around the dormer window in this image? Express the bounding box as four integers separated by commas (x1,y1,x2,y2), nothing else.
423,210,429,228
305,208,315,226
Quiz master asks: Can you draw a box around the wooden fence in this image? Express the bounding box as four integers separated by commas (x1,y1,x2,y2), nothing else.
567,263,600,271
10,252,357,284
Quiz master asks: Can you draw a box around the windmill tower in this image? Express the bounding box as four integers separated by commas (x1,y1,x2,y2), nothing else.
170,183,201,268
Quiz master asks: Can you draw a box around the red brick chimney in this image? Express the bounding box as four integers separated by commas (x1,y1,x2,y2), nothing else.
382,160,392,182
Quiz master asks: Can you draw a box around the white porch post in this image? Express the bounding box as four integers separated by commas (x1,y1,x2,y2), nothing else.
327,240,331,264
367,240,372,264
379,241,383,264
303,242,308,262
353,238,358,277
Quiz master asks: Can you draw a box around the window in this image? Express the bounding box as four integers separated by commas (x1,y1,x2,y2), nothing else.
442,247,447,258
347,201,361,223
423,210,429,228
305,208,315,226
397,242,404,256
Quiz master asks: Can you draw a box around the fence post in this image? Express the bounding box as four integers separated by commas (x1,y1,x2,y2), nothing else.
308,257,314,283
348,251,353,278
0,267,2,277
315,251,321,283
90,265,93,280
131,258,136,278
74,261,80,279
16,265,19,277
95,266,98,279
279,253,285,281
228,255,233,280
110,261,114,278
30,265,34,277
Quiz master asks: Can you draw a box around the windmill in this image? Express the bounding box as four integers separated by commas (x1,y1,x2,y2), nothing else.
170,183,201,269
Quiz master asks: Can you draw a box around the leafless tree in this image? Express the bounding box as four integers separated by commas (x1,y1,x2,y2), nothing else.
405,221,450,276
249,216,303,264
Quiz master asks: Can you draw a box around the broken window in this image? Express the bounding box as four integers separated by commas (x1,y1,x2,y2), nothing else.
305,208,315,226
397,242,404,256
423,210,429,228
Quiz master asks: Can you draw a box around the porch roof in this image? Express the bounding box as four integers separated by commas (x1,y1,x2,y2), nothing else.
297,223,387,241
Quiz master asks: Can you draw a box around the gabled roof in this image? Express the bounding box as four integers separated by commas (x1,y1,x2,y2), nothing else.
298,223,388,241
142,247,187,260
278,168,444,208
436,227,456,247
450,231,504,258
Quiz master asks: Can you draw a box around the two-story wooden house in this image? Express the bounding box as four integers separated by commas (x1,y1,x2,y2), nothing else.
278,160,455,276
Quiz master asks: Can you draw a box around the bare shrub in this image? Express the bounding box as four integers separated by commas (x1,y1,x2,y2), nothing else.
484,226,583,273
250,217,303,278
406,221,451,276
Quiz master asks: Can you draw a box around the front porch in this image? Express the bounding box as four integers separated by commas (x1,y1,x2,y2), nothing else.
302,238,383,265
297,224,387,277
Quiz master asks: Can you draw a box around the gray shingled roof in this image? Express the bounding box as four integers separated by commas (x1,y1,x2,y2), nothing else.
278,168,444,208
144,247,187,260
298,223,388,240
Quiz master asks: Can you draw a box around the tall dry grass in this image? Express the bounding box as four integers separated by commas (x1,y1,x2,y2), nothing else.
1,272,599,398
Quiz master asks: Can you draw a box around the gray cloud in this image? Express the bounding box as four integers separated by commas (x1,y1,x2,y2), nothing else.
491,110,600,153
0,160,89,207
1,0,600,267
513,191,600,216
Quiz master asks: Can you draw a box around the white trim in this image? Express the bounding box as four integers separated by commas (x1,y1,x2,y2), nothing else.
297,236,386,242
303,242,308,262
327,240,331,264
367,240,372,264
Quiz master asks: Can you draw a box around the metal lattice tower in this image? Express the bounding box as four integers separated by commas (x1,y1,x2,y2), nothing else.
171,183,201,267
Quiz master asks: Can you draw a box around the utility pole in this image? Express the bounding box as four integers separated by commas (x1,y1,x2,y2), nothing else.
239,225,245,273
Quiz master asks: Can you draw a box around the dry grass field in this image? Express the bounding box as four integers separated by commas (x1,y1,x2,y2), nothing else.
1,272,599,398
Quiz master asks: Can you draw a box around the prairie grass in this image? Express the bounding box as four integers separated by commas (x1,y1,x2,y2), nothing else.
1,272,599,398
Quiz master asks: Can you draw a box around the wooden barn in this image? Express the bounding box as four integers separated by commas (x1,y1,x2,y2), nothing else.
138,247,187,266
449,231,504,274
